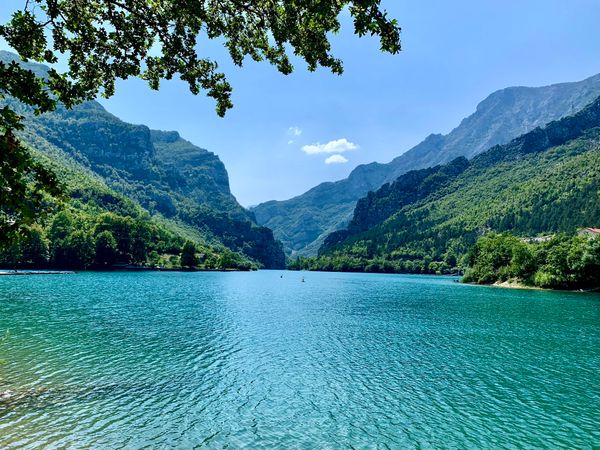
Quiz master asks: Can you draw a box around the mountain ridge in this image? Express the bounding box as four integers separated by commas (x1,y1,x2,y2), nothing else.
299,96,600,273
1,51,285,269
253,72,600,256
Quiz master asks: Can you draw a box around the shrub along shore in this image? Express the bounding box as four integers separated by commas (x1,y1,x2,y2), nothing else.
462,233,600,290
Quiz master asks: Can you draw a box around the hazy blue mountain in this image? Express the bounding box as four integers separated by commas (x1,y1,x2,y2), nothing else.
253,73,600,256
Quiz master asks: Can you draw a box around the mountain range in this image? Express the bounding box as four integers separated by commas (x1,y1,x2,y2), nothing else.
0,51,285,269
253,73,600,256
292,96,600,273
3,49,599,272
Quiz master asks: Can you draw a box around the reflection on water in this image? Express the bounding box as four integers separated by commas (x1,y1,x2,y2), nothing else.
1,271,599,448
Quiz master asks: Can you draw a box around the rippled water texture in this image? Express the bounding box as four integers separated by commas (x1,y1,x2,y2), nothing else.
1,271,599,448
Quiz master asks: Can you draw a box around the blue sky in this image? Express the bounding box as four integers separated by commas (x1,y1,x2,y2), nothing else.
3,1,600,206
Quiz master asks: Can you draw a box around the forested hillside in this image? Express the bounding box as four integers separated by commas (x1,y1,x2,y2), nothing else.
0,51,285,269
291,98,600,274
254,74,600,256
0,145,256,270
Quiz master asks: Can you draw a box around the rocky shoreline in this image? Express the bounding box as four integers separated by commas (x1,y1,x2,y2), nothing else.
464,279,600,293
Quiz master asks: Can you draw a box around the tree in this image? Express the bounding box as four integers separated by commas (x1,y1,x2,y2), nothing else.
218,250,238,270
1,132,62,246
0,224,49,268
463,233,534,284
95,213,134,260
580,237,600,286
95,230,119,267
20,225,49,267
180,241,198,268
52,230,95,269
47,211,74,243
0,1,401,246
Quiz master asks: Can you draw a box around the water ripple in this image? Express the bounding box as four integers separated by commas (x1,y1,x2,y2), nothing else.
0,271,599,448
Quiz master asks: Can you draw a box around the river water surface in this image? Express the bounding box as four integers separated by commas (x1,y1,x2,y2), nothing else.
0,271,599,448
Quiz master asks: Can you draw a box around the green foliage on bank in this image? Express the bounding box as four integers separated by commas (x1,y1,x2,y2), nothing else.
0,206,257,271
463,233,600,289
288,254,455,275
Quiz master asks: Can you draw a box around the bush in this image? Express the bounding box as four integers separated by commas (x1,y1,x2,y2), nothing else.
464,232,600,289
180,241,199,268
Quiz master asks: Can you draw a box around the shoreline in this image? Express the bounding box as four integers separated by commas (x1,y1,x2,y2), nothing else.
0,267,259,276
0,270,75,276
492,280,545,291
463,279,600,293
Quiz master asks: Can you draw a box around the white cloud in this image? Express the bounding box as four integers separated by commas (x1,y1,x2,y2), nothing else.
325,154,349,164
288,140,294,145
288,126,302,136
302,138,358,155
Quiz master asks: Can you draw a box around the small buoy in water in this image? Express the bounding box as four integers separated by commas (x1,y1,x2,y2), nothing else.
301,276,305,282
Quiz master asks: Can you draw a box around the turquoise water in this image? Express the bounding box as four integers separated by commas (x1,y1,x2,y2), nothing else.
0,271,599,448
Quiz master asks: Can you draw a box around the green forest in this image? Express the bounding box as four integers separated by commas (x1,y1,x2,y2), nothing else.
463,233,600,290
0,51,285,270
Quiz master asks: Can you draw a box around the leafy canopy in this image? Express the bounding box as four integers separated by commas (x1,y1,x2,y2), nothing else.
0,0,401,246
1,0,401,121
